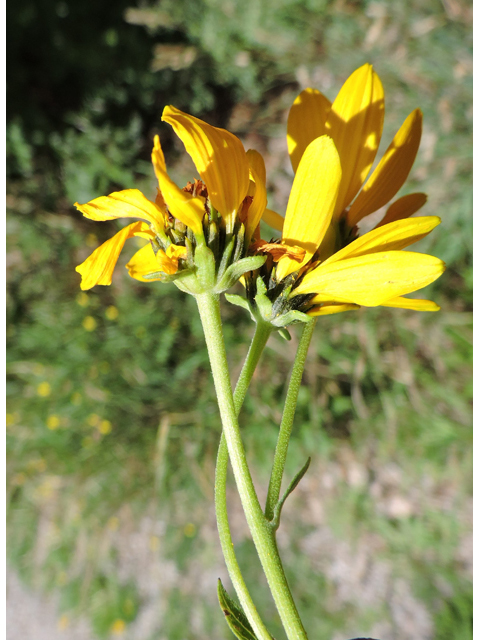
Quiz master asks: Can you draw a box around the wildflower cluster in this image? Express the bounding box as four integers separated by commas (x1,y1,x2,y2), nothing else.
76,64,444,320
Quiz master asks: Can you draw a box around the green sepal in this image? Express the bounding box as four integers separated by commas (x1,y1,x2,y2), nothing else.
272,310,312,328
195,244,217,289
215,256,267,293
142,269,193,283
278,328,291,341
224,294,251,313
270,457,311,531
217,579,259,640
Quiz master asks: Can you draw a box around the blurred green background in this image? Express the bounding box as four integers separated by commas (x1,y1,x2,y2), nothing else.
6,0,472,639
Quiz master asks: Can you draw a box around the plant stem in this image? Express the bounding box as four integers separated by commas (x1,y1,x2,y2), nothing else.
265,320,317,522
196,292,308,640
216,320,273,640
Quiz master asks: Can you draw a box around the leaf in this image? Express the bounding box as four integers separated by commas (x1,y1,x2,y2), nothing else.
271,458,311,530
224,294,251,312
217,579,259,640
215,255,267,293
272,310,312,328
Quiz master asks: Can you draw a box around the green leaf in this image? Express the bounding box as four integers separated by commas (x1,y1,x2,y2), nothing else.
224,294,251,312
217,579,259,640
272,310,312,328
215,256,267,293
271,458,311,530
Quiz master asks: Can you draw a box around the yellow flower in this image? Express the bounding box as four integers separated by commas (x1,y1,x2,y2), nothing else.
249,64,444,319
47,415,61,430
286,63,425,232
82,315,97,331
110,619,126,636
105,305,119,320
75,107,268,291
37,381,51,397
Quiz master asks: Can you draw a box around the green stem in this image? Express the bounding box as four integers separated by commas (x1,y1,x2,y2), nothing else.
216,320,273,640
196,292,308,640
265,320,317,522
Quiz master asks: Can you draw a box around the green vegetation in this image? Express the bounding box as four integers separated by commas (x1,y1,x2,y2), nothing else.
7,0,471,638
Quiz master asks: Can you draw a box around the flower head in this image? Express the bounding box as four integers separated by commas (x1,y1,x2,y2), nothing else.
75,107,268,294
230,65,444,329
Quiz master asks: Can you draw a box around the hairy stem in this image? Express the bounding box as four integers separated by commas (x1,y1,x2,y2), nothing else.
215,319,273,640
196,292,308,640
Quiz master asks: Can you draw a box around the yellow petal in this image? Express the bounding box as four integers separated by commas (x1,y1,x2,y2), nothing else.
294,251,445,306
151,135,206,237
246,148,266,184
75,189,164,230
287,88,331,173
126,243,163,282
276,135,342,281
262,208,284,232
126,242,187,281
380,296,440,311
326,64,385,217
76,221,152,290
307,303,359,317
244,150,268,245
322,216,441,266
375,193,427,228
162,106,249,225
347,108,423,226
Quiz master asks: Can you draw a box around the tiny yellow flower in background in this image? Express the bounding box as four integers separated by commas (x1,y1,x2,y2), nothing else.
105,305,119,320
76,292,89,307
98,419,112,435
6,412,19,427
110,619,126,636
86,233,98,247
57,614,69,631
37,381,51,397
47,415,61,430
87,413,100,427
184,522,196,537
82,315,97,331
149,535,160,551
107,516,119,531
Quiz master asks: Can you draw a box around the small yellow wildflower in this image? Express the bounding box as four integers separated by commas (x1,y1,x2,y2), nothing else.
105,305,119,320
6,412,19,427
184,522,196,537
86,233,98,247
82,315,97,331
110,619,126,636
107,516,119,531
87,413,100,427
57,614,69,631
37,382,51,397
98,419,112,435
149,535,160,551
76,292,89,307
47,415,61,430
